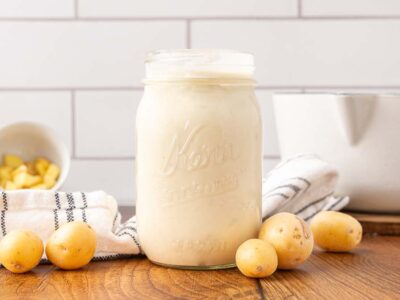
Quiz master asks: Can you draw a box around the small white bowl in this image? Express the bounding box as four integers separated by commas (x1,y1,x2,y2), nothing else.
0,122,70,190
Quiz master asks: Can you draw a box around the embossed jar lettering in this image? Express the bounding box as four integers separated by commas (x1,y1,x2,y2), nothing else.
161,122,238,176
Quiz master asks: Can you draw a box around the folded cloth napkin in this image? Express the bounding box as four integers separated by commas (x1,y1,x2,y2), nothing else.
0,154,348,260
262,154,349,220
0,190,141,260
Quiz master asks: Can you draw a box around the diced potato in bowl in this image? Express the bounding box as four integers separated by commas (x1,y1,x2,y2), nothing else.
0,154,60,190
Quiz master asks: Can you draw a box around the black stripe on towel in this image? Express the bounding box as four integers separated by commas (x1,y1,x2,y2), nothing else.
53,192,61,230
55,192,61,209
294,192,334,215
325,196,345,212
112,213,118,228
125,219,136,225
81,192,88,223
116,226,137,235
304,197,345,221
291,177,312,193
2,191,8,211
292,176,311,187
1,211,6,237
266,177,311,193
53,209,59,230
92,254,138,261
1,192,8,236
118,232,142,253
264,184,302,196
66,193,75,222
265,192,290,199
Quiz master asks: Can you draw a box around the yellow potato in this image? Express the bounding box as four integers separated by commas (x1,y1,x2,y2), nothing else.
0,179,6,189
12,171,41,189
24,174,42,188
3,154,24,168
4,181,17,190
236,239,278,278
43,164,60,189
0,230,44,273
0,166,12,181
0,166,13,189
11,165,28,178
12,173,25,189
26,162,37,175
43,177,56,189
46,222,97,270
36,157,50,167
259,213,314,269
0,155,60,191
31,183,48,190
310,211,362,252
44,164,60,180
35,158,50,177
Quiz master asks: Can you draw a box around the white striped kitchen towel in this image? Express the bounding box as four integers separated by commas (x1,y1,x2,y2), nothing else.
262,154,349,221
0,154,348,259
0,190,142,260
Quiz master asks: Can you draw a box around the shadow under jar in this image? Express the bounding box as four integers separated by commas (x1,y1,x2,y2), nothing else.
136,49,262,269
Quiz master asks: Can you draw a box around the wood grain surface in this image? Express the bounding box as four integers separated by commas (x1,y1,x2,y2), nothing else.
0,235,399,299
349,212,400,235
261,235,400,299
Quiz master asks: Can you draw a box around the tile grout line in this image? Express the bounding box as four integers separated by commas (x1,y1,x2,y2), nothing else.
73,156,136,161
257,85,400,90
186,19,191,48
1,86,400,92
74,0,79,19
0,87,144,91
298,0,303,18
2,16,400,21
71,90,77,159
71,156,280,161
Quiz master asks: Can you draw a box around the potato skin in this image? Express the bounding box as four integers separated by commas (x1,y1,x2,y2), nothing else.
0,230,43,273
235,239,278,278
46,222,96,270
310,211,362,252
259,213,313,269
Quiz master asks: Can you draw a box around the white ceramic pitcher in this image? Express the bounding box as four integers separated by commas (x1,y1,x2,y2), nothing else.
273,93,400,212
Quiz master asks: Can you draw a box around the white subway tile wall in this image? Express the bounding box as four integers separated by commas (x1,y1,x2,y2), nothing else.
0,92,72,150
1,2,400,204
79,0,298,18
0,0,74,18
0,22,186,88
63,159,136,204
75,91,140,158
192,20,400,87
302,0,400,17
257,90,293,158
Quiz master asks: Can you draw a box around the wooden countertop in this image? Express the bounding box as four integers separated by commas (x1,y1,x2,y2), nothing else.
1,208,399,299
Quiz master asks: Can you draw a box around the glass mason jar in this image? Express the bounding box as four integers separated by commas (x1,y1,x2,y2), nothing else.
136,49,262,269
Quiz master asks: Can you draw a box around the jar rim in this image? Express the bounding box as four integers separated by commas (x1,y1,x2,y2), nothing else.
145,49,255,82
146,49,254,65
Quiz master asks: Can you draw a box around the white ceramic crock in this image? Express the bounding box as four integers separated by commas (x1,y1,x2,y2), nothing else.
273,93,400,213
0,122,70,190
